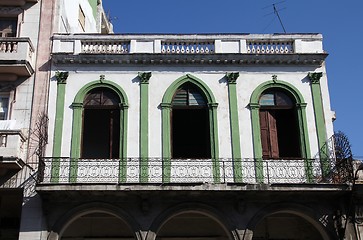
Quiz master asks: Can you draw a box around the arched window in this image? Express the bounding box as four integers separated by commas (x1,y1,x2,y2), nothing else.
81,87,120,159
259,89,301,159
171,83,211,159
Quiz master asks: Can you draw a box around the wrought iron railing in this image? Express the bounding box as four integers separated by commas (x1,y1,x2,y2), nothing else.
37,157,350,185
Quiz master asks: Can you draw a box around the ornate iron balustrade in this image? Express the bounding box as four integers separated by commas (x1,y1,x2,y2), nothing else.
37,157,350,185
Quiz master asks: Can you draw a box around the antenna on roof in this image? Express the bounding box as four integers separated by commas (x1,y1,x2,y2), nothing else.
262,1,287,33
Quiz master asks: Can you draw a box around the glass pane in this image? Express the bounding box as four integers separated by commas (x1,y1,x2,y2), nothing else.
275,92,293,106
84,88,120,106
259,93,275,106
0,97,9,120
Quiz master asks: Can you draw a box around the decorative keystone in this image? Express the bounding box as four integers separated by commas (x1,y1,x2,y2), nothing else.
100,75,105,81
308,72,323,84
55,71,69,84
225,72,240,84
272,74,278,82
138,72,152,84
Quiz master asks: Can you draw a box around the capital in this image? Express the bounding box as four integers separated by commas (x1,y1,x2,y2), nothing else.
138,72,152,84
55,71,69,84
225,72,239,84
308,72,323,84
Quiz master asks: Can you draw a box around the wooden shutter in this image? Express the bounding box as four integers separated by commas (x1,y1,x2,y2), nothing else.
259,110,279,159
268,110,279,158
260,110,271,158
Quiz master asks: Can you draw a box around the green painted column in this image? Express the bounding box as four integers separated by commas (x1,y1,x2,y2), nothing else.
249,103,264,183
226,72,242,182
51,71,68,183
119,103,128,183
69,102,83,183
138,72,151,183
308,72,329,177
161,103,172,183
208,102,220,183
296,103,313,182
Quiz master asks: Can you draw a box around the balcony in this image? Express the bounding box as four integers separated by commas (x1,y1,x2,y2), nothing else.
36,157,351,186
52,33,327,66
0,38,35,79
0,121,26,170
0,0,38,6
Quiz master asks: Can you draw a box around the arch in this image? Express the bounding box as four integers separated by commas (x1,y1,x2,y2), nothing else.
146,202,238,240
70,80,128,182
161,74,220,182
48,202,142,240
249,80,312,182
243,203,335,240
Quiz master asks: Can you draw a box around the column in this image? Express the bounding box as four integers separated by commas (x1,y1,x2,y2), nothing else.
51,71,68,183
226,72,242,182
308,72,329,176
139,72,151,182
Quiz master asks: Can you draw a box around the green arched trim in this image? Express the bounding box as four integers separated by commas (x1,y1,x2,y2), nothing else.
249,80,312,183
161,74,220,183
70,80,129,183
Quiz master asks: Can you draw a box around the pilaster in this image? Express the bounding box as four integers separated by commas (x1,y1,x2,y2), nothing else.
226,72,242,182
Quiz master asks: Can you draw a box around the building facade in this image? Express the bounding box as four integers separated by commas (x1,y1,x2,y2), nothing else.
0,1,360,240
31,33,358,240
0,0,111,239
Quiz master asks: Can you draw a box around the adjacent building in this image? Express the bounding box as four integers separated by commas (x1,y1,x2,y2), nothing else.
0,0,111,239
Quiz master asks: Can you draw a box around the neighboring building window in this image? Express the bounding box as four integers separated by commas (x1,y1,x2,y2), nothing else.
0,18,17,37
171,83,211,158
259,89,301,159
0,96,9,120
81,88,120,159
78,6,86,32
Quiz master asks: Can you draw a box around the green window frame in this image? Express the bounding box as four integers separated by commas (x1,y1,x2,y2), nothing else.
70,80,129,182
249,80,312,182
161,74,220,182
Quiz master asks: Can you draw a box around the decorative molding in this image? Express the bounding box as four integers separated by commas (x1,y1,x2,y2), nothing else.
138,72,152,84
55,71,69,84
52,53,328,66
272,74,278,82
99,74,105,81
225,72,239,84
308,72,323,84
0,7,22,15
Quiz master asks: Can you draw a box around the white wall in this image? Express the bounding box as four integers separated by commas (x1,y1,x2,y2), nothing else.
47,63,333,159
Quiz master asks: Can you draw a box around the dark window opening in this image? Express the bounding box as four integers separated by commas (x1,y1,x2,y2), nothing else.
0,190,23,240
171,84,211,159
81,88,120,159
259,90,301,159
0,18,17,37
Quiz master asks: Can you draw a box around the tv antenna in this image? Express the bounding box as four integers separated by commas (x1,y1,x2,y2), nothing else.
262,1,287,33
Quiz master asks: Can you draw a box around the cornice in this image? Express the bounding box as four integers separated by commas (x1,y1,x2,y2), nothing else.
52,53,328,66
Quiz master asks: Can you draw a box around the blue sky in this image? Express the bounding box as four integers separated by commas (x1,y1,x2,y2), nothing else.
103,0,363,158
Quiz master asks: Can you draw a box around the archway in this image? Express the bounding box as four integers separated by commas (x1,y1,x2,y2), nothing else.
252,212,324,240
60,211,135,240
156,211,230,240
